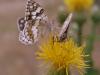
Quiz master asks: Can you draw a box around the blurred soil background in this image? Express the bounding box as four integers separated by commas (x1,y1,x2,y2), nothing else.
0,0,100,75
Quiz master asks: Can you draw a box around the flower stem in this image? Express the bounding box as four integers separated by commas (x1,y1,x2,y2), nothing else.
85,23,98,75
48,68,70,75
75,13,86,46
66,68,70,75
77,24,83,46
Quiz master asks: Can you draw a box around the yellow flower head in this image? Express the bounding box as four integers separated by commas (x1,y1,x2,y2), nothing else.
36,36,88,75
64,0,94,12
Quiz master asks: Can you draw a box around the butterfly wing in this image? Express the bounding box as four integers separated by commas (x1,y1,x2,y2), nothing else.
25,0,48,22
18,0,48,45
17,17,32,45
17,17,25,31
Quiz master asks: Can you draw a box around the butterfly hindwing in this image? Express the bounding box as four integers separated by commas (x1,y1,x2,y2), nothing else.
17,18,32,45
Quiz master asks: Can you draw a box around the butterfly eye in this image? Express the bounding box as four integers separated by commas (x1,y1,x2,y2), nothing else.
40,9,44,14
18,17,25,31
36,9,44,16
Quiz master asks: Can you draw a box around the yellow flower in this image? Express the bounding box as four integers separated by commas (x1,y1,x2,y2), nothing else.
64,0,94,12
36,36,89,75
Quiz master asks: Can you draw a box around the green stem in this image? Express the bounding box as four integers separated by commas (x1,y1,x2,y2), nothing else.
77,24,83,46
85,24,98,75
66,68,70,75
75,13,86,46
86,24,96,53
48,68,67,75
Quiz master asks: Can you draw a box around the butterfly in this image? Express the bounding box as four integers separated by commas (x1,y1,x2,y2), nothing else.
17,0,48,45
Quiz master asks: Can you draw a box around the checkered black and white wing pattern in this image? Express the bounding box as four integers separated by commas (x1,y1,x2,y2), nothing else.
17,0,48,45
18,17,25,31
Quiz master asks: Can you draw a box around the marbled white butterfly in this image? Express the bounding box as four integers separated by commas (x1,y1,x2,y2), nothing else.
17,0,48,45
